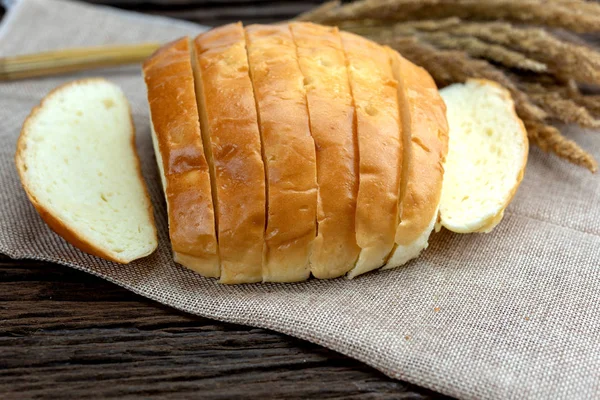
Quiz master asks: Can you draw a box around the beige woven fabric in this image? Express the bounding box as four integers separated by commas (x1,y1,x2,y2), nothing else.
1,1,599,398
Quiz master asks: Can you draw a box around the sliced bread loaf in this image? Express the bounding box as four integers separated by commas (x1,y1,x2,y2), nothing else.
438,79,528,233
15,79,157,263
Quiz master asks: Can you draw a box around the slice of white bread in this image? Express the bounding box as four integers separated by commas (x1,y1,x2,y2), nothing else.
15,78,158,263
383,50,449,271
290,22,360,279
193,24,266,284
143,38,220,277
341,32,403,279
245,24,318,282
438,79,528,233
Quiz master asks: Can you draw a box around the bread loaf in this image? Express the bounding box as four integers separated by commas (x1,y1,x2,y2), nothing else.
193,23,266,284
438,79,528,233
15,79,157,263
290,22,360,279
245,24,318,282
341,32,403,279
143,38,220,277
141,23,524,283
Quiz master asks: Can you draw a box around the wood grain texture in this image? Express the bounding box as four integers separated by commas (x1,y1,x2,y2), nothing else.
0,256,449,399
0,2,449,399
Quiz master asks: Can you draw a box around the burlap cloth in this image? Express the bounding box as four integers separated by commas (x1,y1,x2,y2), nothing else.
1,0,599,398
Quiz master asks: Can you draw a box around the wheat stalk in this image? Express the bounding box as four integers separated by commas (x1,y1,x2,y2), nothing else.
519,81,600,129
524,120,598,172
407,19,600,85
313,0,600,33
409,31,548,72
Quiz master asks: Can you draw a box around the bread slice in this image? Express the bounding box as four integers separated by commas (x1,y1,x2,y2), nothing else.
143,38,220,277
192,23,266,284
438,79,528,233
15,78,157,263
245,24,318,282
383,50,449,270
341,32,403,279
289,22,360,279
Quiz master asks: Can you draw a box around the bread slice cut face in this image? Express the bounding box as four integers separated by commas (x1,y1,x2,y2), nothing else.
383,50,449,271
143,38,220,277
245,24,318,282
15,78,157,263
192,23,266,284
341,32,403,279
290,22,360,279
439,79,528,233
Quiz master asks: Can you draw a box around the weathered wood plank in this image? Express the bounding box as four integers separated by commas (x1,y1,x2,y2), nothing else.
0,262,446,399
143,3,316,25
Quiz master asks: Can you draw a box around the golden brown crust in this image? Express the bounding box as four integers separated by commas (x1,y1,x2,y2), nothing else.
143,38,220,276
289,22,360,279
193,23,266,284
390,50,449,246
15,78,157,264
245,24,318,282
340,32,402,277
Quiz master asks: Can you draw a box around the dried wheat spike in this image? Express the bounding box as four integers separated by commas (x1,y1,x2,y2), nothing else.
529,92,600,130
524,119,598,172
572,95,600,118
552,0,600,18
511,72,600,118
519,81,600,129
413,31,548,73
402,18,600,85
294,0,341,22
313,0,600,33
391,17,463,32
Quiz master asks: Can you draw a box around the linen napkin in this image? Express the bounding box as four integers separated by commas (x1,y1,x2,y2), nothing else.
1,1,599,398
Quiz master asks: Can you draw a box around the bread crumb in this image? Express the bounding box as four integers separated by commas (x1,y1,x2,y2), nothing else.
404,335,411,341
433,306,441,313
102,98,115,109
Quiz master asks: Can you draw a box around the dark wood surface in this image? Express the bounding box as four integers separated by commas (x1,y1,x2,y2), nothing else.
0,2,449,399
0,256,447,399
84,0,325,25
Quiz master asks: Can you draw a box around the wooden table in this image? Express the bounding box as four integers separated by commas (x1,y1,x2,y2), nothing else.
0,2,449,398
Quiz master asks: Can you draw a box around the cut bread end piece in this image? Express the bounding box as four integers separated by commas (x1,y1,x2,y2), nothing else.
15,78,158,264
439,79,528,234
